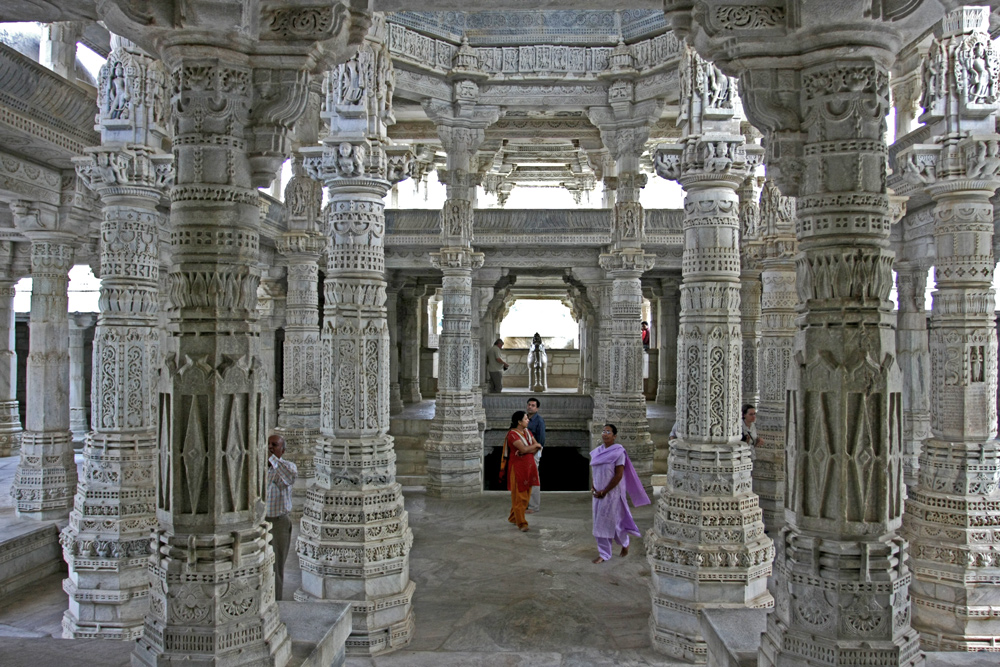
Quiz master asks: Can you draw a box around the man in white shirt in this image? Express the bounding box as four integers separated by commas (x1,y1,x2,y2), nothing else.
486,338,509,393
265,434,297,600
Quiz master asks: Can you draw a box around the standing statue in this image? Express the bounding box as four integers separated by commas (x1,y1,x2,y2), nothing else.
527,332,547,393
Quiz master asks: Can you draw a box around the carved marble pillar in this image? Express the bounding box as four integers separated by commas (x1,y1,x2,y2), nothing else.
741,58,918,667
67,315,91,442
894,260,931,490
581,278,613,445
399,285,423,404
257,271,282,439
578,310,592,395
600,178,655,480
11,202,78,520
274,162,325,515
471,269,501,429
738,174,763,409
897,7,1000,650
654,277,680,405
647,48,772,660
754,180,798,532
296,32,415,654
132,49,294,666
64,88,169,637
422,88,499,497
387,282,404,415
588,71,659,479
0,280,21,456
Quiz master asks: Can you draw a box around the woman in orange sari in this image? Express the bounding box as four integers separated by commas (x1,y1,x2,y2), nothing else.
502,410,540,532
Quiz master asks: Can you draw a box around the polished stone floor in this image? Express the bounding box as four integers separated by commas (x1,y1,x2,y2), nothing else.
345,490,673,667
0,461,674,666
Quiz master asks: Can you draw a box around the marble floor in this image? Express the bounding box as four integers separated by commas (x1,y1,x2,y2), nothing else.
0,467,678,666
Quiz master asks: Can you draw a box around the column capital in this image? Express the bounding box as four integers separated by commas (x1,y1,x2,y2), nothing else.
586,100,663,170
74,146,173,201
430,246,484,273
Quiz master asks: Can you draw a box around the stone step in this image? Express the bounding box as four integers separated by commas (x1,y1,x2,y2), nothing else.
0,517,64,600
397,475,427,487
281,600,351,667
0,602,352,667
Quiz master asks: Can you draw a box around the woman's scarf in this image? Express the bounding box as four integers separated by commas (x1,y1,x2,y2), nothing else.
590,443,650,507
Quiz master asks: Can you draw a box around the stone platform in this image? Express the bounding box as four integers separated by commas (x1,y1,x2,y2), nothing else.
0,457,66,601
482,392,593,431
0,600,351,667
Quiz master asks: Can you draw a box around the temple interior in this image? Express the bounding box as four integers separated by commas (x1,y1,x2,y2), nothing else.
0,1,998,666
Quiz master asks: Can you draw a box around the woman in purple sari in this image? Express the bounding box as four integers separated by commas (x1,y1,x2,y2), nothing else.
590,423,650,564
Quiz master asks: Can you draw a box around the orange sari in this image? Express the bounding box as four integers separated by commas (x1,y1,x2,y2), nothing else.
504,429,539,529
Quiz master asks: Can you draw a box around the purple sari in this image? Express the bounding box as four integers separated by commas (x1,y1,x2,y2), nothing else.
590,443,650,540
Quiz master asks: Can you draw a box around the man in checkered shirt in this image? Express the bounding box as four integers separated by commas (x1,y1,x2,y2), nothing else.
266,434,297,600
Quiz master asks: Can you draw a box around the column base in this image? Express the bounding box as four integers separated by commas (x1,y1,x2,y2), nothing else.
400,380,422,404
13,430,76,519
389,383,404,415
0,399,22,456
654,381,674,405
425,450,483,497
70,407,88,444
296,433,415,657
133,530,290,667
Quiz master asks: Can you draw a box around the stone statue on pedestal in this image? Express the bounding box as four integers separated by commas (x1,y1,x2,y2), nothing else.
527,332,547,392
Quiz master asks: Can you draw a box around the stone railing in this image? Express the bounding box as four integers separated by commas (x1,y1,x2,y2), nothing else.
387,20,681,78
383,208,684,247
0,43,100,159
500,347,581,390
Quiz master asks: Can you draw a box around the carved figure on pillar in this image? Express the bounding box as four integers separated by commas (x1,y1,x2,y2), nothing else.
647,45,772,660
897,6,1000,651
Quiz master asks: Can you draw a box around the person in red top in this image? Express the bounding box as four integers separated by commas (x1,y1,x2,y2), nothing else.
640,321,650,350
501,410,540,532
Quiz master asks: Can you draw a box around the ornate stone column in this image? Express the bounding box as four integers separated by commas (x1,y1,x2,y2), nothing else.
61,37,171,640
67,314,91,442
587,52,659,478
10,201,79,520
421,54,500,497
0,278,21,457
654,277,680,405
94,1,371,660
579,275,612,445
738,173,763,409
386,279,404,415
739,49,919,667
398,284,423,404
648,46,772,660
296,24,416,654
275,157,325,514
754,180,798,533
894,259,932,490
897,6,1000,650
132,47,290,665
